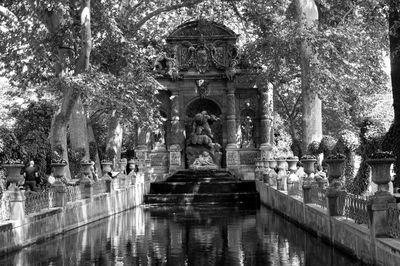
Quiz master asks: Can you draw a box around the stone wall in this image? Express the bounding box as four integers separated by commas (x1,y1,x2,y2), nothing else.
0,182,150,256
256,181,400,266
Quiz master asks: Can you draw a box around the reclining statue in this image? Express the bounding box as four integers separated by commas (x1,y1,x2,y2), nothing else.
190,151,217,170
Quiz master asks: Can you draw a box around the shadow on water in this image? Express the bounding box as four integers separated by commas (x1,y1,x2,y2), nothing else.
0,205,366,266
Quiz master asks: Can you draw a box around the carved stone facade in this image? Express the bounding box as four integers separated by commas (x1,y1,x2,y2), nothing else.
144,20,274,179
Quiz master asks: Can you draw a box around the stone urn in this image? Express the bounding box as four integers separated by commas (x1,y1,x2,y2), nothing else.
80,161,93,183
367,156,395,195
50,162,68,187
325,157,345,187
120,158,128,174
51,162,67,178
286,157,300,195
101,161,112,176
2,163,24,189
301,157,316,179
276,158,287,191
128,159,136,172
286,158,298,173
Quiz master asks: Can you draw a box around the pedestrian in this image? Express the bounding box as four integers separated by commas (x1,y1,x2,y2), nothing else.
23,160,38,192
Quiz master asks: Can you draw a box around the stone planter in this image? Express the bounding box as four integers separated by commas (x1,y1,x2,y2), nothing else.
325,158,345,187
128,159,136,173
301,158,316,176
120,158,128,174
286,158,298,173
101,162,112,176
367,158,395,194
2,164,24,189
51,163,67,178
80,162,93,183
80,162,92,176
286,158,300,195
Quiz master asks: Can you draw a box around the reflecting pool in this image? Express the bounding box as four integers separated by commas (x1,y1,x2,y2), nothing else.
0,205,364,265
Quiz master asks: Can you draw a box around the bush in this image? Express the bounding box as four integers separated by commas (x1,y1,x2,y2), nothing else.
348,119,387,194
307,140,320,156
318,135,337,157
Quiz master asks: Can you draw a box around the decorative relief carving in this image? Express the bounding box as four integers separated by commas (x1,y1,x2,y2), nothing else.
226,150,240,166
239,151,258,165
155,20,240,78
169,151,181,166
195,79,210,98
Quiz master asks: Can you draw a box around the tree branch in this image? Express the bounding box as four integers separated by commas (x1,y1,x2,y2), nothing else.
289,94,302,118
130,0,205,33
227,0,244,21
0,5,18,23
275,85,291,118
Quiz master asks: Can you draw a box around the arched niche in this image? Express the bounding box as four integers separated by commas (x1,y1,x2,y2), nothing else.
185,98,223,146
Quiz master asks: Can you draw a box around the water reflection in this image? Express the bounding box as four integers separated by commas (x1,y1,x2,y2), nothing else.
0,205,363,266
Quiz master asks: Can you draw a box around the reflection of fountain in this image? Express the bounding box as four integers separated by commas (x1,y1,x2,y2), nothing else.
186,111,222,169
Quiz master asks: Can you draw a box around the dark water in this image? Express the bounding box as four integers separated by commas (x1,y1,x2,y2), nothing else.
0,205,364,266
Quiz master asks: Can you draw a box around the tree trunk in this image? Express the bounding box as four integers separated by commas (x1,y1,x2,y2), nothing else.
68,0,92,168
389,1,400,181
295,0,322,153
105,110,123,168
69,96,90,160
87,119,101,176
49,88,80,179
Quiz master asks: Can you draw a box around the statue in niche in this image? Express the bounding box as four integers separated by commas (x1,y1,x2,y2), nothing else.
152,127,166,151
186,111,221,169
190,110,219,146
241,116,255,148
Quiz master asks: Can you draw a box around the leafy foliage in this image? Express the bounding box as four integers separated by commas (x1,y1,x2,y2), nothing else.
348,118,387,194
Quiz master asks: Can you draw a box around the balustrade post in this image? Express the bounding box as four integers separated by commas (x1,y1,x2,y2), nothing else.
7,190,25,220
302,184,312,204
52,181,67,207
104,177,112,193
327,190,341,216
366,156,396,237
287,157,299,196
276,158,287,191
268,159,277,187
81,179,93,199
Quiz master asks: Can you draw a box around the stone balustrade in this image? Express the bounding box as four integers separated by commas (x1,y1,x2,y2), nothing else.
256,155,400,265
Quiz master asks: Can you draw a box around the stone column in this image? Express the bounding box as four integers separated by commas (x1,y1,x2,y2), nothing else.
225,82,240,170
169,91,184,172
259,83,274,160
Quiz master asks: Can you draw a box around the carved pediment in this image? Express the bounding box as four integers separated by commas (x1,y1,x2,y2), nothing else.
167,20,237,41
155,20,240,80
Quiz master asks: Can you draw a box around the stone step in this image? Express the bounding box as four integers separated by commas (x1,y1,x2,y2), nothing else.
144,192,259,205
165,177,236,182
150,181,256,194
167,170,236,181
143,204,258,225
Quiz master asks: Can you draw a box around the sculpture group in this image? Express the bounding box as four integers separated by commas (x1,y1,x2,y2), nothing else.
186,111,221,170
